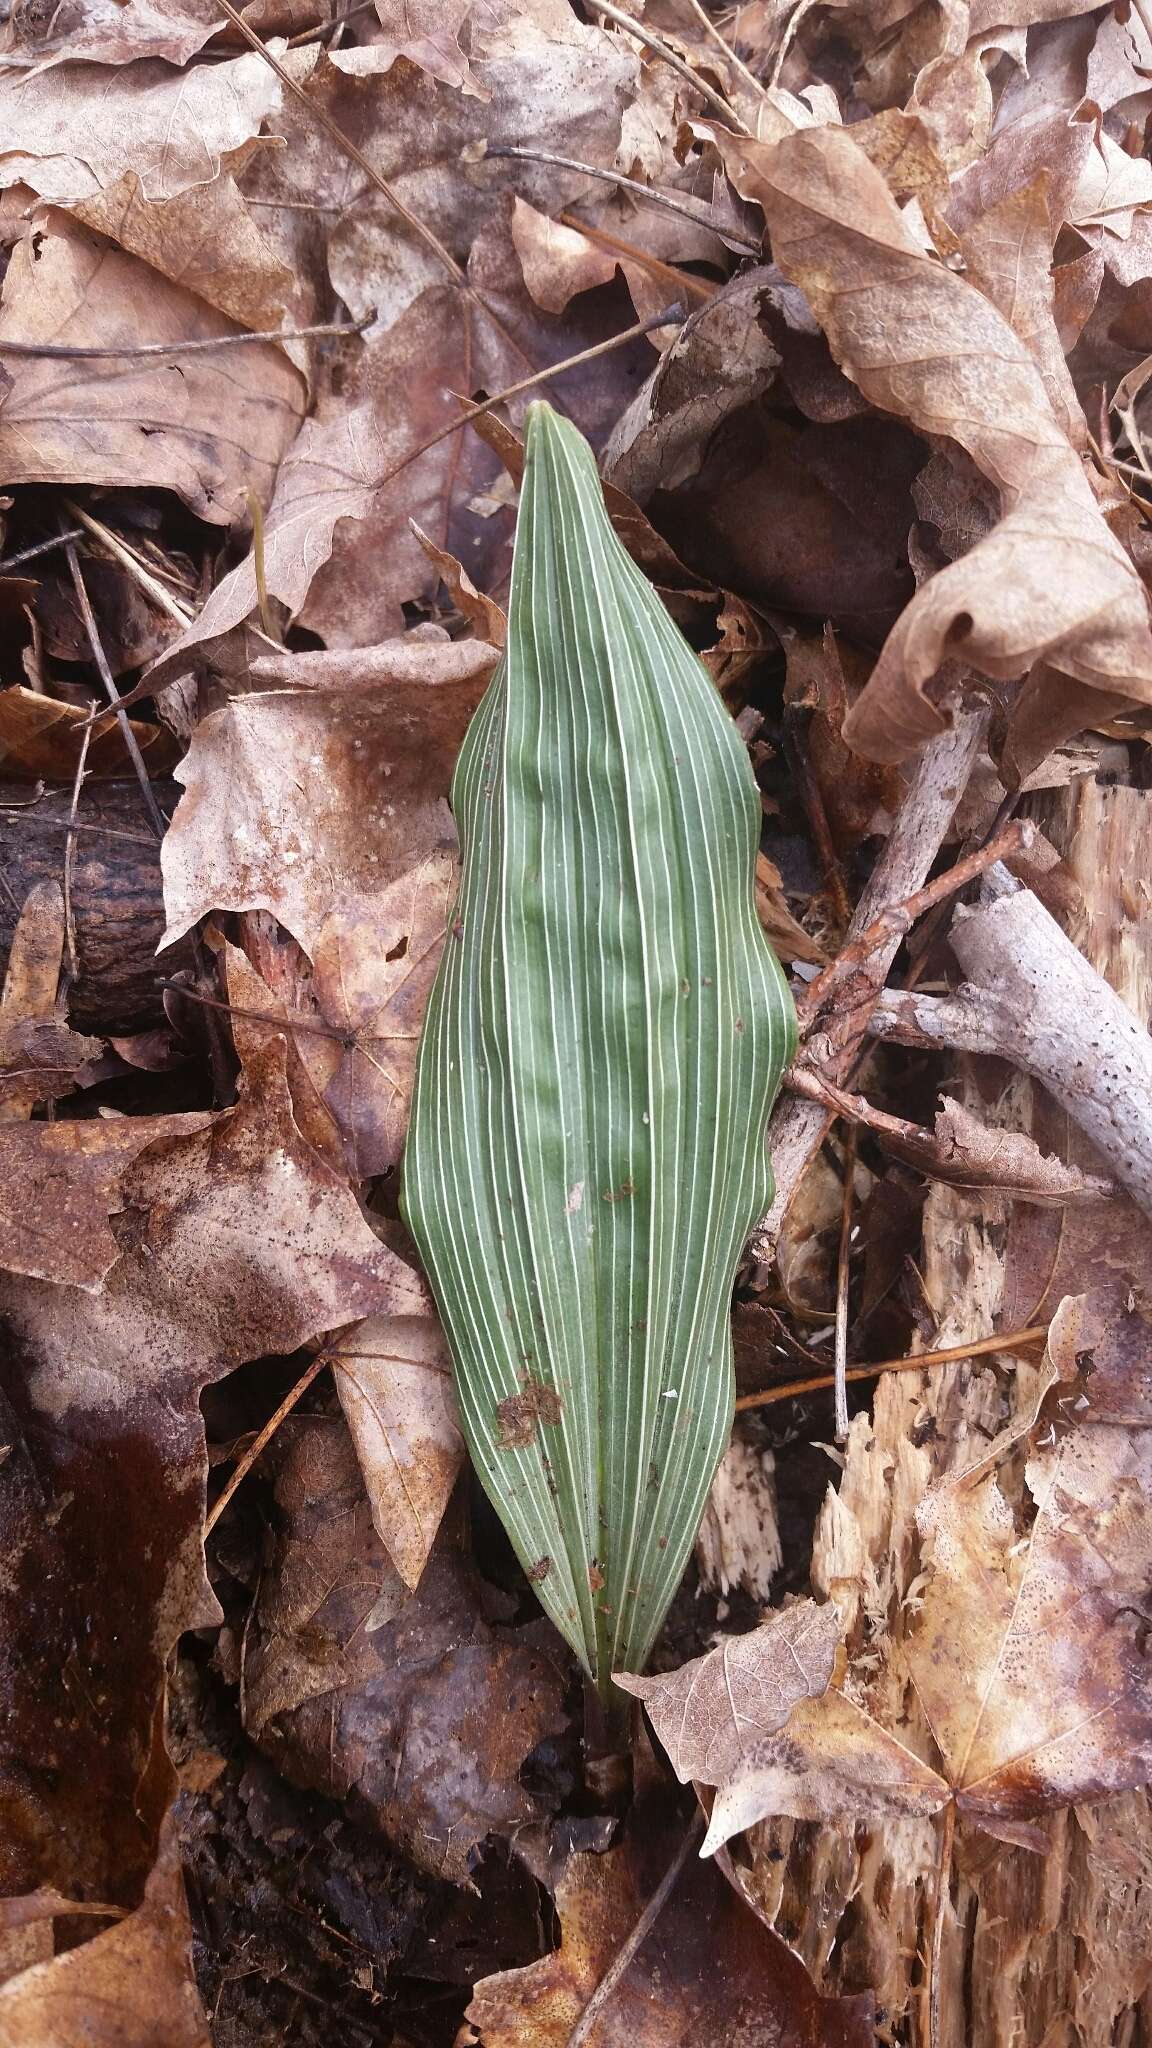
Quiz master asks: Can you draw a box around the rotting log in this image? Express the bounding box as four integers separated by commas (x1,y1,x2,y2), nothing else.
743,774,1152,2047
0,779,194,1033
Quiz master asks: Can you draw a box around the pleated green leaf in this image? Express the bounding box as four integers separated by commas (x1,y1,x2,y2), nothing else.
401,403,795,1693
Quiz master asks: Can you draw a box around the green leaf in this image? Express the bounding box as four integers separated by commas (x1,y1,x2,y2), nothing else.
401,402,795,1694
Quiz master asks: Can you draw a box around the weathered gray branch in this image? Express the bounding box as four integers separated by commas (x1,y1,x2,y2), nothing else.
870,866,1152,1219
748,700,987,1263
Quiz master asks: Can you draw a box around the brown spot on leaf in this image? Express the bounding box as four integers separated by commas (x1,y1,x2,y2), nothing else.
588,1562,605,1593
496,1377,563,1449
528,1557,552,1583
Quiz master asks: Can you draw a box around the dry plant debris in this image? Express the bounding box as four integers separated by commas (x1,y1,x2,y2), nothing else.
1,1,1152,2044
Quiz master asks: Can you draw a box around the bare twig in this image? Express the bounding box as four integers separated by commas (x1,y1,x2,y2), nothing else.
62,532,168,843
781,706,852,935
749,702,988,1261
565,1813,706,2048
0,320,368,360
485,146,762,253
62,709,96,985
0,528,85,572
63,502,194,627
869,867,1152,1219
733,1324,1050,1412
681,0,771,102
204,1353,329,1537
832,1124,856,1442
590,1,751,133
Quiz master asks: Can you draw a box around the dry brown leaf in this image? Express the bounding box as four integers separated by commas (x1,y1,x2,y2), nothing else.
510,195,618,314
243,1416,568,1883
3,0,225,67
161,639,492,953
68,170,295,336
0,1816,210,2048
0,1034,423,1906
603,269,781,501
0,207,304,526
0,50,287,206
755,852,827,967
368,0,481,93
0,1114,214,1288
0,881,103,1117
658,1417,1152,1856
723,125,1152,761
410,523,508,644
616,1599,843,1783
332,1313,463,1589
0,685,180,781
883,1094,1114,1204
465,1780,875,2047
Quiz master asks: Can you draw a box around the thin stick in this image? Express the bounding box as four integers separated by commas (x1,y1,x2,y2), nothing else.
733,1325,1049,1412
0,319,368,360
590,1,751,133
770,0,819,88
246,485,279,643
832,1125,856,1441
485,146,761,253
0,527,84,571
62,534,168,842
63,501,194,627
782,708,852,935
566,1813,706,2048
204,1353,329,1536
157,977,349,1045
0,809,160,850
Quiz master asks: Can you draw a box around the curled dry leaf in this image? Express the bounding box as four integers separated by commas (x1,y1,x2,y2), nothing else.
3,0,229,67
882,1093,1115,1204
0,686,179,782
0,210,305,527
68,170,295,337
332,1314,464,1590
0,1815,210,2048
465,1781,875,2048
243,1416,568,1884
0,1035,423,1906
722,125,1152,761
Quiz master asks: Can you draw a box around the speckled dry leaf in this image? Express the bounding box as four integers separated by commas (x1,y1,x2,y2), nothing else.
0,1035,423,1907
243,1418,568,1883
466,1784,875,2046
0,210,304,526
160,639,494,954
0,50,289,205
0,1113,214,1287
908,1425,1152,1839
616,1599,842,1785
0,1816,210,2048
726,125,1152,762
332,1314,463,1588
883,1094,1114,1203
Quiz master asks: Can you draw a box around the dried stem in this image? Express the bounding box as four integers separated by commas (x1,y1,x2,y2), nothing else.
832,1123,856,1441
733,1324,1050,1413
204,1353,329,1537
485,146,762,253
0,319,368,360
62,532,168,842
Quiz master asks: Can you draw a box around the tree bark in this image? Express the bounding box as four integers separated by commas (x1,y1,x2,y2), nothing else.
0,780,193,1033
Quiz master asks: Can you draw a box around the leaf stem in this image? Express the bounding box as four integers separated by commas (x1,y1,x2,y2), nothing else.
734,1324,1050,1412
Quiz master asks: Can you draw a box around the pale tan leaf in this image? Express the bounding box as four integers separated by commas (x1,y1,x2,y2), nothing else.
0,209,304,526
68,170,294,335
616,1598,842,1784
510,194,617,313
332,1315,463,1588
